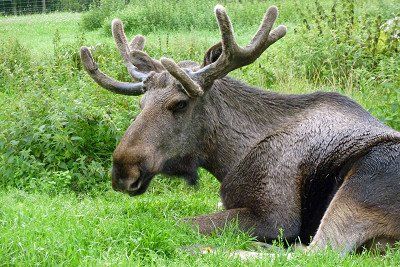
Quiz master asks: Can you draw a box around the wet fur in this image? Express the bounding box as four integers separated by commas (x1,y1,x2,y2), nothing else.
186,75,400,252
113,53,400,253
83,5,400,253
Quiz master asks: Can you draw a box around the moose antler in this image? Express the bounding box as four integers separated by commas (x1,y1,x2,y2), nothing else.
161,5,287,92
80,19,164,95
81,4,286,97
112,19,165,77
80,47,145,95
129,35,145,51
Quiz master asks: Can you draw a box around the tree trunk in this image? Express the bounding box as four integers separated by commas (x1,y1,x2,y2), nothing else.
42,0,46,13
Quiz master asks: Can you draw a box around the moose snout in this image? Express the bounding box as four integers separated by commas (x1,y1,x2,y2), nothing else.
111,163,141,193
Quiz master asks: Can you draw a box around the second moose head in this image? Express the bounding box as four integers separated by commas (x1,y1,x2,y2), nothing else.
80,5,286,196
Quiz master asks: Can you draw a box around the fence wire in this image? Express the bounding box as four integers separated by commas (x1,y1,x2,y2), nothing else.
0,0,96,15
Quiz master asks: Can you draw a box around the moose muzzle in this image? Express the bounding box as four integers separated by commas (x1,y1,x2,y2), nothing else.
111,164,142,194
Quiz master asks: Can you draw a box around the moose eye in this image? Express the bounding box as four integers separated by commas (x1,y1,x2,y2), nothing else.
169,100,188,113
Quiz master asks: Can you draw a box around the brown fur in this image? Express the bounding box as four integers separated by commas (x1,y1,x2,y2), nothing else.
80,4,400,254
110,75,400,252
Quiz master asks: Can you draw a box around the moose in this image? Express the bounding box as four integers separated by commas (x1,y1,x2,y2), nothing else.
80,4,400,253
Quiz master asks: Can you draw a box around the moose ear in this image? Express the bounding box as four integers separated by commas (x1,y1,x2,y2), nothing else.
202,42,223,67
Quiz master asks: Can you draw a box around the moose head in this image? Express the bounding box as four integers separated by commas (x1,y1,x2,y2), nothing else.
80,5,286,196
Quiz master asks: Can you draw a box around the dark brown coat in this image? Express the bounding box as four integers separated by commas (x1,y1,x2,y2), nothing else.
80,5,400,253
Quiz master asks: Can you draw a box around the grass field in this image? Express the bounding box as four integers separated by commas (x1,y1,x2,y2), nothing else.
0,0,399,265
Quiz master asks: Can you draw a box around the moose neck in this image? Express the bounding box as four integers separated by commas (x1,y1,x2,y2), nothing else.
199,77,301,182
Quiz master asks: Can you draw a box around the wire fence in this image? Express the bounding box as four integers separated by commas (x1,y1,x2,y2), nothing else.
0,0,96,15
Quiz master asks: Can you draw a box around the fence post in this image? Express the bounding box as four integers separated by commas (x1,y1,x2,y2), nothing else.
42,0,46,13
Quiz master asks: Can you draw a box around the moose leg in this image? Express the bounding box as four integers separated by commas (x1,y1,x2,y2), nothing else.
308,191,388,254
309,144,400,254
186,208,258,235
308,193,400,254
189,140,302,242
187,207,301,243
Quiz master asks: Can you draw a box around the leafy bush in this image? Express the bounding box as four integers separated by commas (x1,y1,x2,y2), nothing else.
292,0,399,90
0,34,138,194
81,0,297,34
0,39,33,93
81,0,126,30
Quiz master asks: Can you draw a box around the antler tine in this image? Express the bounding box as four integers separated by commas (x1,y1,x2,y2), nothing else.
129,34,145,51
245,6,287,57
246,6,278,54
214,5,239,58
265,25,287,46
128,35,165,72
80,46,144,95
187,5,240,87
130,50,164,72
112,19,165,76
112,19,148,81
160,57,204,97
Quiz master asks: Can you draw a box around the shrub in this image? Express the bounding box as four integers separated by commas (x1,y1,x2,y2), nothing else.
0,35,138,194
0,39,33,93
292,0,399,90
81,0,125,31
82,0,295,34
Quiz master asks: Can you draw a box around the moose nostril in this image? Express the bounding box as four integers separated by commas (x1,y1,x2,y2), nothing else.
129,178,142,191
111,162,142,192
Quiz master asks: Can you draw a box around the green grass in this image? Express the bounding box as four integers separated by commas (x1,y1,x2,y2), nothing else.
3,187,400,266
0,0,399,265
0,13,83,57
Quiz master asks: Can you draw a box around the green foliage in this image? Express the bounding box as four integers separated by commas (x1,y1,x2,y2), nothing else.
0,38,33,92
292,0,399,90
0,33,137,194
81,0,126,30
287,0,400,130
82,0,293,34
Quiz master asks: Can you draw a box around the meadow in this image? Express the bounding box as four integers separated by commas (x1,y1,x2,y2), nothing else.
0,0,399,265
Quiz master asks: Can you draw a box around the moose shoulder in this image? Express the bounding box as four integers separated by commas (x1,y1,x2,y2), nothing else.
80,5,400,253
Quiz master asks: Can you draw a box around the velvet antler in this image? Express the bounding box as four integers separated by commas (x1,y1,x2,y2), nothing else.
161,5,287,92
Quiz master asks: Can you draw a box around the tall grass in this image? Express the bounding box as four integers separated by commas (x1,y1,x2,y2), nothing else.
81,0,301,34
294,1,399,87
